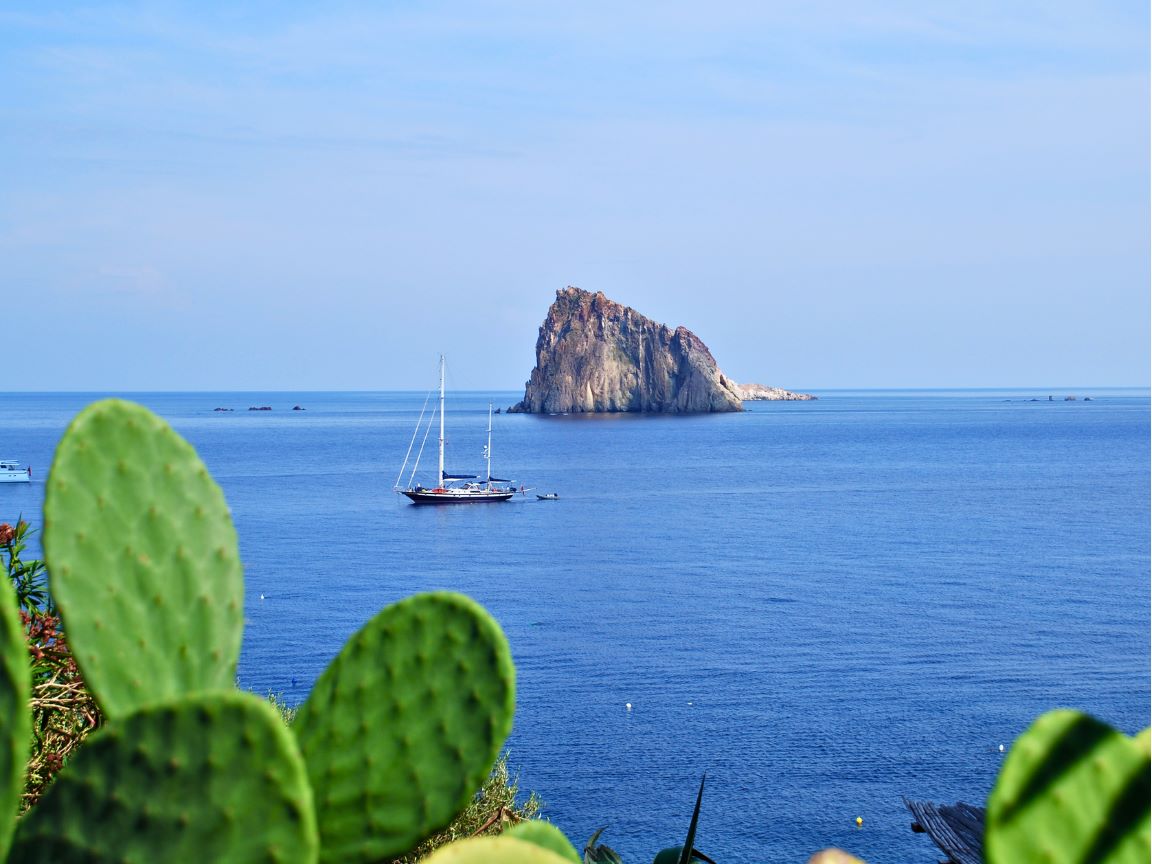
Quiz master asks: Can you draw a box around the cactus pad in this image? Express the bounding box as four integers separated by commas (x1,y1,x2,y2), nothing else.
0,577,30,860
423,836,576,864
43,399,243,718
9,691,318,863
986,709,1150,864
293,592,515,863
504,821,581,863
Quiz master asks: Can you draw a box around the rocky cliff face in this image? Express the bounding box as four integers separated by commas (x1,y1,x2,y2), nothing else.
509,287,744,414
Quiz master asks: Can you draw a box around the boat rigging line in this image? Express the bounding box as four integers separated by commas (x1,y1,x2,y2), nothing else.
394,385,435,490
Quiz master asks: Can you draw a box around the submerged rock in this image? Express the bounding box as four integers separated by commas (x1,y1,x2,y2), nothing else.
509,287,744,414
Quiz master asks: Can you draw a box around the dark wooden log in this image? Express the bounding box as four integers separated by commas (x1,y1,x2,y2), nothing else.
903,798,985,864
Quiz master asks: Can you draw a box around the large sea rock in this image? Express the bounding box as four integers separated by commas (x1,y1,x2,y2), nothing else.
509,287,745,414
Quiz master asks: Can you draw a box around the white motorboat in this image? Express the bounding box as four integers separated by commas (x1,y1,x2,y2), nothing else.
0,460,31,483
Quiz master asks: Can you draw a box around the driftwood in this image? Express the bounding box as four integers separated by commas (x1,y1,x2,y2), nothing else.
904,798,985,864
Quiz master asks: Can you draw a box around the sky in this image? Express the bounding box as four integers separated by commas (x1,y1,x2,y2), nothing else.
1,1,1148,390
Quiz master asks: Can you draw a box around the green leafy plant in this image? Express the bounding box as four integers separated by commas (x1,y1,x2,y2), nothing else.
2,521,102,813
586,777,715,864
2,521,51,617
652,775,714,864
583,826,624,864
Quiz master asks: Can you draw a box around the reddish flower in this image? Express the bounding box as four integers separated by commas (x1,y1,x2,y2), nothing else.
0,523,13,545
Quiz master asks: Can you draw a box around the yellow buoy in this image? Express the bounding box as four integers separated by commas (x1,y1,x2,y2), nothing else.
855,817,863,827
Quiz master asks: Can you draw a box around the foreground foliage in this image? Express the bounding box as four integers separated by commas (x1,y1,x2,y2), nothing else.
1,521,101,813
395,753,543,863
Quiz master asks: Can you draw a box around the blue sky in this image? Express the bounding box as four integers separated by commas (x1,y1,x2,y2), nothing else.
2,2,1147,390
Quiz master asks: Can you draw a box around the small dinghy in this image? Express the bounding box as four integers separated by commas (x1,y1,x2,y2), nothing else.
536,493,559,500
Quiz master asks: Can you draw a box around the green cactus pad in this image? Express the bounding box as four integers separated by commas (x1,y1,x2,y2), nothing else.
10,691,318,863
0,577,31,860
504,821,581,863
423,836,575,864
986,709,1151,864
43,399,243,719
293,592,515,863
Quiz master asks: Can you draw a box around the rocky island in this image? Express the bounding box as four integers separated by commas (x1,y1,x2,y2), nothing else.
509,287,813,414
737,383,816,401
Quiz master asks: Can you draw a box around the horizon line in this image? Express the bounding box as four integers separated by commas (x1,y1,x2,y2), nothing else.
2,385,1149,395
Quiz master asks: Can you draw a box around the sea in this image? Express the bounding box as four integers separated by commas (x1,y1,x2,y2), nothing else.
1,388,1148,863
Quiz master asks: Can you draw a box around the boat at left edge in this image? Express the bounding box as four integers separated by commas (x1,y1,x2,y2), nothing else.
0,460,31,483
394,355,529,504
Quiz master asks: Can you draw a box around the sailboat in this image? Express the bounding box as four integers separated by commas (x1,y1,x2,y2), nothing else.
395,355,522,504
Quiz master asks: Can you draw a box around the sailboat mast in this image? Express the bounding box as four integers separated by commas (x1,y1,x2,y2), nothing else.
486,403,493,485
438,354,446,487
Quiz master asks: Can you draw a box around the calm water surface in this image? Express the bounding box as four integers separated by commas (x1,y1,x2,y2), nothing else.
1,388,1148,863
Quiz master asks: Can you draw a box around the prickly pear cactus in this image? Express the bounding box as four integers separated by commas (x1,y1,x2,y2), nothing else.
985,709,1151,864
293,592,515,863
423,836,576,864
42,399,243,719
0,576,30,860
10,691,318,863
504,821,581,863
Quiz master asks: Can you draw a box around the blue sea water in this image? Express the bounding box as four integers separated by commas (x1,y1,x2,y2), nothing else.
1,388,1148,863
